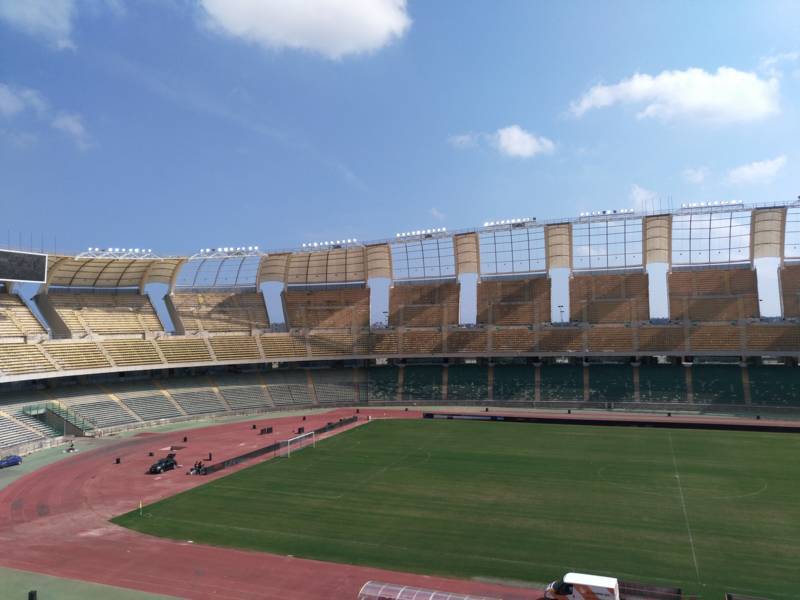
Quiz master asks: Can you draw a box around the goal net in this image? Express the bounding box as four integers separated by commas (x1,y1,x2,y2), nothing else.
278,431,316,458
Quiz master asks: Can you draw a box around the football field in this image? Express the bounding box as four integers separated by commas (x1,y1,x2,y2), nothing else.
114,419,800,599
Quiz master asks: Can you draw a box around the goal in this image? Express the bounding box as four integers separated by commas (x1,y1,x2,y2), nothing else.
278,431,316,458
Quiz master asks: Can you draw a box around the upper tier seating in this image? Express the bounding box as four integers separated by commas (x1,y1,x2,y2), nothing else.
47,292,162,336
0,343,54,375
284,287,369,328
210,335,261,361
780,265,800,318
570,273,649,323
102,339,162,367
42,341,110,371
669,268,758,321
260,333,308,359
156,338,212,364
0,293,45,338
446,330,488,353
477,278,550,325
172,292,268,333
389,283,459,327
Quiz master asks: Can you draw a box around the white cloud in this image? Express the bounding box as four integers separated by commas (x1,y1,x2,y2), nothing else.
570,67,779,123
0,83,47,117
727,155,787,185
0,0,75,49
492,125,554,159
429,207,445,220
0,82,89,150
629,184,658,212
51,112,90,149
198,0,411,60
759,52,799,78
448,133,477,149
682,166,709,185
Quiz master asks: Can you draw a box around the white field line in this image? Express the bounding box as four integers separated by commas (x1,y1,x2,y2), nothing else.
668,431,701,582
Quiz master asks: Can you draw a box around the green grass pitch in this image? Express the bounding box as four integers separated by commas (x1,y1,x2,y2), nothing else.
113,420,800,599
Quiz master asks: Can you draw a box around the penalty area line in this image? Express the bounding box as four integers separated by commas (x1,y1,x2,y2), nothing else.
668,431,701,582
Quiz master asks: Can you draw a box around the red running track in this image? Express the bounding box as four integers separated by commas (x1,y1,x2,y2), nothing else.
0,409,538,600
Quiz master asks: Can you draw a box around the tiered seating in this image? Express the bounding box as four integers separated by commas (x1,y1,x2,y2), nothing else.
688,325,741,351
570,273,649,323
210,336,261,361
3,401,59,439
637,326,685,353
403,365,442,401
42,341,110,370
311,369,357,404
0,293,45,337
0,413,44,448
308,331,354,356
493,364,534,401
156,338,212,364
48,292,162,336
102,339,162,367
166,381,226,415
780,265,800,318
0,344,54,375
263,370,313,406
538,327,583,353
172,292,268,333
260,334,308,359
367,366,399,401
284,288,369,328
540,364,583,401
588,364,634,402
745,324,800,352
61,388,138,428
215,375,271,410
669,268,758,321
638,364,688,403
748,365,800,406
447,364,488,400
401,330,443,354
446,330,487,353
369,331,399,354
114,383,182,421
586,327,634,352
477,278,550,325
389,283,459,327
691,364,745,403
492,329,535,353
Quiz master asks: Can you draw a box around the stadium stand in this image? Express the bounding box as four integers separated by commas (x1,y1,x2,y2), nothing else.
0,292,46,337
156,338,212,364
172,292,268,333
477,278,550,325
54,387,139,428
446,330,488,353
403,365,443,401
366,366,399,401
0,343,54,375
389,283,459,327
101,339,163,367
113,382,183,421
368,331,399,354
214,374,272,411
42,341,111,371
284,287,369,328
539,327,583,353
669,268,758,321
747,364,800,406
492,328,535,353
638,363,688,403
209,335,262,361
308,331,355,356
0,411,47,448
263,370,314,407
586,326,635,353
311,369,358,404
588,363,634,402
691,364,745,404
447,364,488,401
401,330,444,354
164,379,227,415
492,364,534,401
260,333,308,359
46,291,163,337
780,264,800,318
540,363,583,401
570,273,649,323
745,323,800,352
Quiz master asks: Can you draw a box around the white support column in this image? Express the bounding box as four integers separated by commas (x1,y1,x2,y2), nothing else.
457,272,478,325
367,277,391,327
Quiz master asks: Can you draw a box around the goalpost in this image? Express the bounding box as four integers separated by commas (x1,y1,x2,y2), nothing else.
279,431,316,458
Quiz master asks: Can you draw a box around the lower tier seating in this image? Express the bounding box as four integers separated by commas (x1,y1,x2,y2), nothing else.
493,364,534,401
539,364,583,401
447,364,488,400
403,365,442,401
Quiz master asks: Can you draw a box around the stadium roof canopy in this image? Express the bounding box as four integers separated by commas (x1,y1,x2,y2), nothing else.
46,256,184,290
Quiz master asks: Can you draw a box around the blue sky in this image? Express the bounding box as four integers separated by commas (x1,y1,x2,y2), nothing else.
1,0,799,255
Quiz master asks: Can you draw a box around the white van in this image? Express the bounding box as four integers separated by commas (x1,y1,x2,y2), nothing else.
544,572,620,600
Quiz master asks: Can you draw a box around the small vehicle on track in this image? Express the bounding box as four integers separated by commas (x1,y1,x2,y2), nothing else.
0,455,22,469
147,453,177,474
